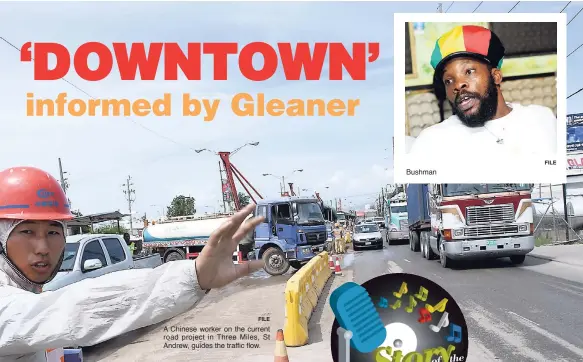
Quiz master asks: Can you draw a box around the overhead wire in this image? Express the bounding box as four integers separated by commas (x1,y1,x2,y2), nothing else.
0,36,200,154
471,1,483,13
508,1,520,13
444,2,454,13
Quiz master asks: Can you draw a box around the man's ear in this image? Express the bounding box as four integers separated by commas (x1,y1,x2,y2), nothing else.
491,68,503,85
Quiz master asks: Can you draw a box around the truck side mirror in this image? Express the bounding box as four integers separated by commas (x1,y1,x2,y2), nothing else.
82,259,102,272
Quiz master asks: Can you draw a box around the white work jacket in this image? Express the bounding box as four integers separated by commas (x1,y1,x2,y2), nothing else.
0,260,206,362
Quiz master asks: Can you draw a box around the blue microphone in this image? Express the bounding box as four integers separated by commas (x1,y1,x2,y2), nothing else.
330,282,387,353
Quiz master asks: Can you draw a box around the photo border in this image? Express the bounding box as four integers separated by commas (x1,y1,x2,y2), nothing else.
393,13,567,184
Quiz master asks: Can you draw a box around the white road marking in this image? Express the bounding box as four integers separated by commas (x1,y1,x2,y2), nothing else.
462,301,548,361
403,258,411,263
507,311,540,327
506,310,583,359
387,260,403,273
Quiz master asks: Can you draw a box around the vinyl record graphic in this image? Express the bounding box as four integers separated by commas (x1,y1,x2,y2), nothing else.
330,273,468,362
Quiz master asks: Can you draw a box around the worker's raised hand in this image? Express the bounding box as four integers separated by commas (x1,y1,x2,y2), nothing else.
195,204,265,290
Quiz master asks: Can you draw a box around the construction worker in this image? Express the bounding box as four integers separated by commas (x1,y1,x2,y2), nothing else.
124,232,136,256
0,167,265,362
332,222,346,254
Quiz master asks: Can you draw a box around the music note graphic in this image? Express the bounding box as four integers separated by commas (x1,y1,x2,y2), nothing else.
446,323,462,343
429,312,450,332
418,307,432,323
378,297,388,308
405,295,417,313
393,282,408,298
414,286,429,302
426,298,448,313
390,299,402,310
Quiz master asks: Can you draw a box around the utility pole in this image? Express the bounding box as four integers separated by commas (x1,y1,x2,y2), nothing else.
123,175,136,234
58,158,68,193
563,183,569,242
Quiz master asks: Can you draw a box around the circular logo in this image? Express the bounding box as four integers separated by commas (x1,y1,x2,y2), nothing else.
329,273,468,362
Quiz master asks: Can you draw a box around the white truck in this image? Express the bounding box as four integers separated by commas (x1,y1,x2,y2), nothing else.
43,234,162,291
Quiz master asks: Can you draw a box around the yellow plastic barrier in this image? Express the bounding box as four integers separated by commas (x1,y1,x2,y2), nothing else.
283,251,332,347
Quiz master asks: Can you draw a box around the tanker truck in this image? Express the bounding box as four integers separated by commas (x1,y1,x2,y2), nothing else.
142,196,328,276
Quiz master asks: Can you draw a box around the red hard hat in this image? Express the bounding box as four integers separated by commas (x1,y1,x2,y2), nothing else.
0,167,74,220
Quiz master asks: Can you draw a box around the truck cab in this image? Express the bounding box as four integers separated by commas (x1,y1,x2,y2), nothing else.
387,201,409,244
250,196,328,275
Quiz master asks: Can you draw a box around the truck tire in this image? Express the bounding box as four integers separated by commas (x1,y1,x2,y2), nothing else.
510,255,526,265
439,244,455,268
290,260,304,270
409,231,420,252
165,250,185,263
421,232,437,260
262,247,291,276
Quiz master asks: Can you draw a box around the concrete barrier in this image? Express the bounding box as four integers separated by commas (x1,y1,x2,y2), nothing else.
283,251,332,347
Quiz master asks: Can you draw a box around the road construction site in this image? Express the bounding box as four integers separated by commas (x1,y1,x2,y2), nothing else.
82,239,583,362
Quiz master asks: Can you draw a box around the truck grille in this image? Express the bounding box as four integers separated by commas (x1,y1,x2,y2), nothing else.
305,232,327,245
464,224,519,238
399,220,409,230
466,204,515,225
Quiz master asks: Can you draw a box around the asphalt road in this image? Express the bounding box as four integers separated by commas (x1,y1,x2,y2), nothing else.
343,238,583,362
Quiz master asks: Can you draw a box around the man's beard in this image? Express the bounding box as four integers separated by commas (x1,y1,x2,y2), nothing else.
450,75,498,128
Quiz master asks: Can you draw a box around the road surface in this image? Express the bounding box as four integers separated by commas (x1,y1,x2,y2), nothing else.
83,240,583,361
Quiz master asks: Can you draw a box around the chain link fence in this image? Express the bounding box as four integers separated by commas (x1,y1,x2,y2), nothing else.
533,184,583,246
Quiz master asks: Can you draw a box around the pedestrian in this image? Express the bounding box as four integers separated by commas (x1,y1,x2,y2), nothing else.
0,167,265,362
333,222,346,254
409,25,556,156
123,232,135,256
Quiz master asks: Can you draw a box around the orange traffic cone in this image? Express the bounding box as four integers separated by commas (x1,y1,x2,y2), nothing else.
274,329,289,361
329,255,335,269
334,257,343,276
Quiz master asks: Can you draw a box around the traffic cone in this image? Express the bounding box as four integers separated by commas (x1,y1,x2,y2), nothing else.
334,257,343,276
274,329,289,362
329,255,335,269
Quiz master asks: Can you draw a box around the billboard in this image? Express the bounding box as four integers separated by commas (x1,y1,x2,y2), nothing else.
567,113,583,153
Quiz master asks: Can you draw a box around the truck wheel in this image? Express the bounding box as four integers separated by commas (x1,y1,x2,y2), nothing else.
439,244,455,268
262,247,290,276
510,255,526,265
426,239,437,260
409,231,420,252
165,250,185,263
290,260,304,270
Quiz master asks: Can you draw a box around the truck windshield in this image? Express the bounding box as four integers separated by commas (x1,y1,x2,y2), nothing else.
295,202,325,225
337,213,346,221
356,224,379,233
443,184,532,196
59,242,80,272
390,205,407,213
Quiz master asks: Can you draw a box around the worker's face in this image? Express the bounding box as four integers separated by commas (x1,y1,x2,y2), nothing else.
442,58,501,127
6,220,65,283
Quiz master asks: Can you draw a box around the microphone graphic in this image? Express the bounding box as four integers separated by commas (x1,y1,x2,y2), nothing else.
330,282,387,360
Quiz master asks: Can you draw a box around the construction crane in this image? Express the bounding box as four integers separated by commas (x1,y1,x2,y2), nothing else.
196,142,263,212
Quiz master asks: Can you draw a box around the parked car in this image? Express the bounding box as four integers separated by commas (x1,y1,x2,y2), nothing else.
352,223,383,251
43,234,163,291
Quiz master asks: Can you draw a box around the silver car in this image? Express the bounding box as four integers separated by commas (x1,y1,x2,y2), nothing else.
352,223,383,251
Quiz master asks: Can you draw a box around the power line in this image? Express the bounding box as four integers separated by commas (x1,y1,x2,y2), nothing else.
560,1,571,13
0,36,199,154
508,1,520,13
568,87,583,99
567,43,583,58
445,2,454,13
567,7,583,25
472,1,483,13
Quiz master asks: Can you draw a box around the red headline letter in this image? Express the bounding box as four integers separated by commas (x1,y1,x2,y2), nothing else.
164,43,201,80
279,42,327,80
203,43,238,80
239,42,278,81
33,43,70,80
74,42,113,81
113,43,163,80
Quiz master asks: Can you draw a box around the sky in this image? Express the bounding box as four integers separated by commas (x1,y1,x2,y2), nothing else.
0,1,581,225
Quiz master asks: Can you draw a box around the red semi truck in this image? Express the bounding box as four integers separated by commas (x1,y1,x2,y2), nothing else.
407,184,535,268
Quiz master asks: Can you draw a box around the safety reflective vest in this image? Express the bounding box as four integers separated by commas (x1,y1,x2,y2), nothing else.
45,347,64,362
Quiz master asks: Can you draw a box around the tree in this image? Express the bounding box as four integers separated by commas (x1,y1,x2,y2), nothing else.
94,223,128,234
167,195,196,218
238,192,251,207
70,209,91,235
